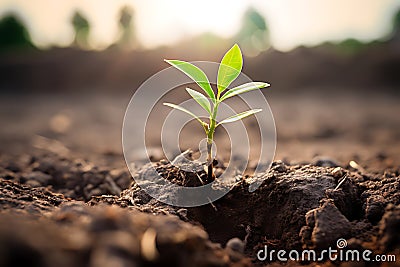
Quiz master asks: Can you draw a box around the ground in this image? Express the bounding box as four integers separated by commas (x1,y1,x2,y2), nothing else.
0,86,399,266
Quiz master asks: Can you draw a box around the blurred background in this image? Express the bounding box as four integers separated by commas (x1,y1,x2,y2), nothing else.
0,0,399,170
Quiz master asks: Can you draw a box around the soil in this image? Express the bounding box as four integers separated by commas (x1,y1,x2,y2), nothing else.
0,53,399,265
0,147,399,266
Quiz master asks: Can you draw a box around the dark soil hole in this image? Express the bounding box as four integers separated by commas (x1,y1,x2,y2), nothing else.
186,189,251,245
184,168,336,252
130,157,346,251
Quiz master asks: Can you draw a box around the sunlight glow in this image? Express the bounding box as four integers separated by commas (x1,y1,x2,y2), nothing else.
132,0,248,48
255,0,399,50
0,0,398,50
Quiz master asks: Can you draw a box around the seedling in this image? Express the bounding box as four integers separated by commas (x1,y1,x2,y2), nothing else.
164,44,270,181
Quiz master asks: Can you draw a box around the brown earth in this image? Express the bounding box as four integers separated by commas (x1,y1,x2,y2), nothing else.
0,143,399,266
0,48,400,266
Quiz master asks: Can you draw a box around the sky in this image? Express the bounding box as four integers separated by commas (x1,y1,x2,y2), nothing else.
0,0,399,51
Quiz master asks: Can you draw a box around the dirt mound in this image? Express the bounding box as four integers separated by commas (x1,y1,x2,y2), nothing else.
121,161,341,249
119,156,400,259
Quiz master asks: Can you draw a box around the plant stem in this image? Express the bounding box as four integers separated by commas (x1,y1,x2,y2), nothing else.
207,145,214,181
207,123,215,181
206,101,219,181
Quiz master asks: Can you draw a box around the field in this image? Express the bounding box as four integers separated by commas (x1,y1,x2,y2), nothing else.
0,45,399,266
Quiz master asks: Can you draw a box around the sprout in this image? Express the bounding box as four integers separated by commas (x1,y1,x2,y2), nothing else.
164,44,270,181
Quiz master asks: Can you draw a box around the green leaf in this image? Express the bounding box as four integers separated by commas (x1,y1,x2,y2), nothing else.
163,103,208,127
220,82,270,102
186,88,212,115
165,60,215,102
217,44,243,94
217,109,262,125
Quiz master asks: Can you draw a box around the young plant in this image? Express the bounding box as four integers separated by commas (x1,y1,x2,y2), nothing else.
163,44,270,181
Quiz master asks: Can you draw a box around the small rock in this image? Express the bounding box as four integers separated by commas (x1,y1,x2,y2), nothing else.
331,167,345,179
226,237,245,254
271,160,287,172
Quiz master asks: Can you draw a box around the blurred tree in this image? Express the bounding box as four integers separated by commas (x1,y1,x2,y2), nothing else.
118,6,136,49
234,7,270,56
393,9,400,30
71,11,90,49
0,14,33,51
337,38,365,54
391,9,400,41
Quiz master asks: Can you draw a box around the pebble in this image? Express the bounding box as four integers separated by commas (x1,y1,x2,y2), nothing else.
226,237,245,253
271,160,287,172
331,167,344,179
